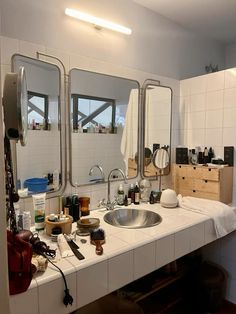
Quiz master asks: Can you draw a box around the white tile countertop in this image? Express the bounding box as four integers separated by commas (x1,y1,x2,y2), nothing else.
9,203,222,314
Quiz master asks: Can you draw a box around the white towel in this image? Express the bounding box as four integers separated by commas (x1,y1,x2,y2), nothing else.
120,89,139,175
177,195,236,238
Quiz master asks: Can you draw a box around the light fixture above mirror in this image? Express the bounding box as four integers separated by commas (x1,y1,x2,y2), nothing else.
65,8,132,35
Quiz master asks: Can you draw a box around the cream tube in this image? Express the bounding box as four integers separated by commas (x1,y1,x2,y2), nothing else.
32,193,46,231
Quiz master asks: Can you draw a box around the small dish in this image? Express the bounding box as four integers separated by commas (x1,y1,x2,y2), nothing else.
77,218,100,236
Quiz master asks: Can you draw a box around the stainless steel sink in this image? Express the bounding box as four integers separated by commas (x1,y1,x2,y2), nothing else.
103,208,162,229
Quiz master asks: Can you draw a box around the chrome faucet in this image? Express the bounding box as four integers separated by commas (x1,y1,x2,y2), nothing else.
99,168,126,210
89,164,105,183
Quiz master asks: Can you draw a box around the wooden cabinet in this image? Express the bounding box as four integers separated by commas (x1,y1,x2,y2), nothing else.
173,164,233,204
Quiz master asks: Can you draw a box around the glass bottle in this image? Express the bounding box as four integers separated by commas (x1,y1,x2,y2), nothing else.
134,182,140,205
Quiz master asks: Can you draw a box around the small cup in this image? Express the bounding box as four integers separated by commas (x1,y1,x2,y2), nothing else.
79,197,90,216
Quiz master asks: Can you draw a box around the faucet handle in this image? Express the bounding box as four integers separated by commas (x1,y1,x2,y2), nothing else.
111,198,117,209
98,199,106,207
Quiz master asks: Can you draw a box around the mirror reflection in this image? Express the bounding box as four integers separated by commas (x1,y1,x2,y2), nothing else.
12,54,62,195
142,82,172,178
69,69,139,186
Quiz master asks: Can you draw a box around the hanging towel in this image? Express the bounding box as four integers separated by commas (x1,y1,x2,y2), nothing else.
121,89,139,175
177,195,236,238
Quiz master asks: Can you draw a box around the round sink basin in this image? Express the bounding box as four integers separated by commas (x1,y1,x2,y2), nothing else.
103,208,162,229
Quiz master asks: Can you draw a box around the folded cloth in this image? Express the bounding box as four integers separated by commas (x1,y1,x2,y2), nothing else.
177,195,236,238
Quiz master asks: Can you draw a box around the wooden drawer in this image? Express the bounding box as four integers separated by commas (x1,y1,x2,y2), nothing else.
174,165,219,181
194,179,219,194
175,177,193,190
179,189,220,201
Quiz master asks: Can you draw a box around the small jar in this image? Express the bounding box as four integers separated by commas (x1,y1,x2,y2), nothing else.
79,197,90,216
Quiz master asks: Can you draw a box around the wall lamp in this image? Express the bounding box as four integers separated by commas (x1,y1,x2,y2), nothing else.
65,8,132,35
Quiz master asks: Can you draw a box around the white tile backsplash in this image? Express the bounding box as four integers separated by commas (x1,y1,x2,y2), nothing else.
205,109,223,129
225,68,236,89
206,90,224,110
206,71,225,91
190,93,205,112
187,111,206,130
224,87,236,108
190,75,207,94
223,108,236,128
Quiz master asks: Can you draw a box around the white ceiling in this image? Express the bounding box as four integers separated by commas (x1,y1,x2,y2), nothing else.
133,0,236,44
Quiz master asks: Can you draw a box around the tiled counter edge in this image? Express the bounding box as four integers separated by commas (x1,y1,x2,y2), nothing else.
9,207,218,314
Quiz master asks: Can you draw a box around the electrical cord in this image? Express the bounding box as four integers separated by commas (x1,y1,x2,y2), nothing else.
29,233,73,307
44,254,73,306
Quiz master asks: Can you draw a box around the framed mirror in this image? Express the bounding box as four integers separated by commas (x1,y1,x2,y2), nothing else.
12,54,64,197
69,68,140,186
141,80,172,178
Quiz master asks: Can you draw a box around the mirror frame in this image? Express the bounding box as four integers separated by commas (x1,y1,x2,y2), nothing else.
68,68,141,187
11,53,66,199
141,79,172,179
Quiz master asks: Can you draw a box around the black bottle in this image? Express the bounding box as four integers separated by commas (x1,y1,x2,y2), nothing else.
208,147,214,163
128,184,135,204
72,195,80,222
149,191,155,204
134,182,140,205
124,195,128,206
64,196,72,217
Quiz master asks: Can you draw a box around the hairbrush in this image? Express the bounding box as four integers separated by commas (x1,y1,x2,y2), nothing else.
90,228,105,255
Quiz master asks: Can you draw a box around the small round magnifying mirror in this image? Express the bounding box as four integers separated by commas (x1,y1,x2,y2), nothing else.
153,148,169,170
153,148,170,192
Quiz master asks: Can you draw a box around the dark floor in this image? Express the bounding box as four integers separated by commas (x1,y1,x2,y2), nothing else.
168,300,236,314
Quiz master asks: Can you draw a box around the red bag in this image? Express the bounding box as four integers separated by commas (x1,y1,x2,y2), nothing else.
7,230,33,295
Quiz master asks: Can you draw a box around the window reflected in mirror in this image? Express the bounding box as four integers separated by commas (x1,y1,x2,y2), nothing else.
69,69,139,186
142,82,172,178
12,54,62,196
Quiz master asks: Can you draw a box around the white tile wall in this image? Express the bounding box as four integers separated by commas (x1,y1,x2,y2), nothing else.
108,251,134,292
38,273,77,314
9,285,38,314
156,234,175,268
76,261,108,308
133,242,156,280
180,70,236,304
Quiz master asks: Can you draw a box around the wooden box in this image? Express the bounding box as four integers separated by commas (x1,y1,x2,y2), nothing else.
173,164,233,204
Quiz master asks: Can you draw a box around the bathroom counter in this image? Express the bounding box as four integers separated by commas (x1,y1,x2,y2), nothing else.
9,204,223,314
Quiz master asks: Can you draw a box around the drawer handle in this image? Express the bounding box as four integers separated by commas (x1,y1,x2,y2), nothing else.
182,177,185,180
193,167,196,170
205,180,208,183
193,190,196,193
208,168,211,172
179,165,182,168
